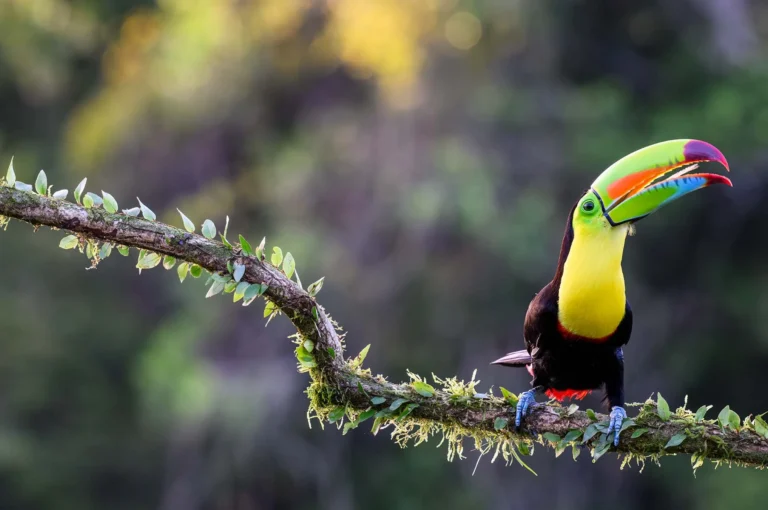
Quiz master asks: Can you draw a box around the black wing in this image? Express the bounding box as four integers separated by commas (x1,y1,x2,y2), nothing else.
523,281,560,354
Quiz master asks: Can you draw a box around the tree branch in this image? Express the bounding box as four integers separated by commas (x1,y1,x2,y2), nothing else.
2,185,767,471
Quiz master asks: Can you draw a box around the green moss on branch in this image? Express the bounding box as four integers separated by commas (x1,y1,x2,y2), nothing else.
1,184,767,472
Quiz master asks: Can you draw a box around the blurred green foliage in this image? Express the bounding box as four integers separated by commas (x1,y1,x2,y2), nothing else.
1,0,768,509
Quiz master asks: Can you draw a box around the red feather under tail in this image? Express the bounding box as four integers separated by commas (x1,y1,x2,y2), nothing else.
545,389,591,401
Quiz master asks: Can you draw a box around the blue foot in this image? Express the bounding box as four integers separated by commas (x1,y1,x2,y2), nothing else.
515,390,538,429
607,406,627,446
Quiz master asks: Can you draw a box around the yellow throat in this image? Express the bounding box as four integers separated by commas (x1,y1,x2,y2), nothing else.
557,218,629,339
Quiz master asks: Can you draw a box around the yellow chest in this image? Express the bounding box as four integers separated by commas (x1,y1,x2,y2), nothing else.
557,223,628,339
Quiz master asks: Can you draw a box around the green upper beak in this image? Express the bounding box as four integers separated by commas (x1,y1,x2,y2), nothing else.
591,139,732,225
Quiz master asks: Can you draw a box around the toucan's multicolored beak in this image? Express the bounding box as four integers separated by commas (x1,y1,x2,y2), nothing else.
591,139,732,225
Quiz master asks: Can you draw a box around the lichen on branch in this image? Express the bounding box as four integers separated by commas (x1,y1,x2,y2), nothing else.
1,169,768,473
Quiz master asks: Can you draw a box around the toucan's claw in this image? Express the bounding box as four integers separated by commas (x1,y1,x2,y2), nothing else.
515,389,538,429
607,406,627,446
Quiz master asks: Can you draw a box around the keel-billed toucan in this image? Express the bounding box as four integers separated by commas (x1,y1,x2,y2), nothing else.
492,140,731,446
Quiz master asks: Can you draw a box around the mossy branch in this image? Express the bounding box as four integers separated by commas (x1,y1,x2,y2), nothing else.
1,183,768,472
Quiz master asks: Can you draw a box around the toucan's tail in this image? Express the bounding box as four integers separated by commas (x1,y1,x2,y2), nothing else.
490,350,532,367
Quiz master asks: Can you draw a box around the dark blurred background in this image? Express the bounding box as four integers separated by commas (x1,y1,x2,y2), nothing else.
1,0,768,509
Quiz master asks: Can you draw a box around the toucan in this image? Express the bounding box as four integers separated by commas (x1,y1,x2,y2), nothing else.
492,139,731,446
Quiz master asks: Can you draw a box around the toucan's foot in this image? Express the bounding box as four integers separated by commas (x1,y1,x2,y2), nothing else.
515,389,538,429
607,406,627,446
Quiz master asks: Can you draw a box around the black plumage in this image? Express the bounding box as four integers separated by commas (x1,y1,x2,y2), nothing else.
493,204,632,408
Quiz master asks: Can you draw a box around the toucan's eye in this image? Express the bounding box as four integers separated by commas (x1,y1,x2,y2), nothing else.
581,200,596,213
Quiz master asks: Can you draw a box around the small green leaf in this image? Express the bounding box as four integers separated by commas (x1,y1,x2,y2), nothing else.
35,170,47,195
371,416,385,435
201,219,216,239
754,415,768,438
389,398,408,411
303,339,314,353
206,281,225,298
137,252,162,270
233,262,245,282
572,445,581,461
371,396,386,406
582,424,600,443
561,429,583,443
358,408,377,423
327,347,336,359
74,178,87,204
102,191,118,213
691,453,704,472
308,277,325,297
233,282,250,302
499,387,518,406
14,181,32,191
397,403,419,421
99,243,112,259
255,237,266,259
591,440,612,462
295,345,314,364
263,301,277,318
412,381,435,397
718,406,731,428
137,198,156,220
567,404,579,416
83,194,94,208
657,393,671,421
117,245,130,256
122,207,140,216
189,264,203,278
619,419,636,434
356,344,370,365
86,192,103,207
283,252,296,279
695,405,712,422
6,157,15,186
226,260,233,274
239,235,253,255
59,235,78,250
271,246,283,266
223,280,237,293
631,428,649,439
177,262,189,282
175,209,195,232
586,409,597,422
543,432,561,443
162,255,176,270
220,216,232,247
52,189,68,199
593,421,611,434
312,306,319,321
328,407,345,423
494,417,509,431
86,241,95,259
664,433,687,449
728,409,741,430
243,283,267,305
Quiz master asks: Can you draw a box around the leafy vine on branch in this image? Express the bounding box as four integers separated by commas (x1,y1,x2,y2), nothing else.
1,160,767,474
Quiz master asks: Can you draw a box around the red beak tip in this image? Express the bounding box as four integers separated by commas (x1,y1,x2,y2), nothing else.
705,174,733,187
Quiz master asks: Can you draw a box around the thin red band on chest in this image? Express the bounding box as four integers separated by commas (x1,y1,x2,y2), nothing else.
557,322,612,343
546,389,591,401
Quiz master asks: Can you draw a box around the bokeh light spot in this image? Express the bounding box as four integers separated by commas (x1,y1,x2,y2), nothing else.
445,11,482,50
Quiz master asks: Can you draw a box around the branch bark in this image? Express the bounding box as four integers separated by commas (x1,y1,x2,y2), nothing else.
2,185,767,469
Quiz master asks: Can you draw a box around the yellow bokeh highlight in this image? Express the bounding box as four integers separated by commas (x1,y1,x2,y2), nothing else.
65,0,460,168
321,0,439,107
445,11,482,50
